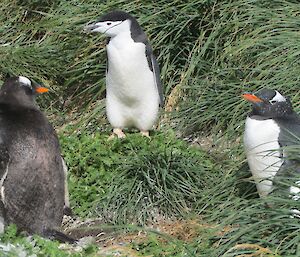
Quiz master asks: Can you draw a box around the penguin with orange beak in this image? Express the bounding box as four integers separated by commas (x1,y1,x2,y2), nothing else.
0,76,74,242
243,89,300,206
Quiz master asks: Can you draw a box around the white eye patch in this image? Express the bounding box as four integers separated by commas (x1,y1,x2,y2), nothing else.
18,76,31,87
270,90,286,103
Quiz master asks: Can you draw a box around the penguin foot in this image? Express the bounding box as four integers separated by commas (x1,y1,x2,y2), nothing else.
291,209,300,219
63,206,73,217
140,131,150,138
43,228,77,244
108,128,126,140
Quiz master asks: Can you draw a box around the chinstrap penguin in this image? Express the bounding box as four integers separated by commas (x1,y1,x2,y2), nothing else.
84,10,164,139
243,89,300,209
0,76,75,243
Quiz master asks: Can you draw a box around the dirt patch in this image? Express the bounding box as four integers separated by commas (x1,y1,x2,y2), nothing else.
63,215,232,246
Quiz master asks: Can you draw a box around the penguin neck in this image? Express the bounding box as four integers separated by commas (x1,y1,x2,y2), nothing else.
249,111,272,120
108,31,134,49
0,96,38,112
249,109,295,120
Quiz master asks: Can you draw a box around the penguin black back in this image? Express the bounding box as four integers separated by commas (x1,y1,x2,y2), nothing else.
0,76,71,241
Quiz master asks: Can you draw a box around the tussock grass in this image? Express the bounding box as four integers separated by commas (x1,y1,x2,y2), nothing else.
97,134,216,224
61,128,299,255
195,145,300,256
173,0,300,137
208,196,300,256
1,0,299,132
60,131,217,222
1,0,300,256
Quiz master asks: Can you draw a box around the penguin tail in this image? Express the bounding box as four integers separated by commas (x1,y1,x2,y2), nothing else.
43,228,77,244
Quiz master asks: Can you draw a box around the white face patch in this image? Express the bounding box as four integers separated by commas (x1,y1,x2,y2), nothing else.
18,76,31,87
271,90,286,103
91,20,131,37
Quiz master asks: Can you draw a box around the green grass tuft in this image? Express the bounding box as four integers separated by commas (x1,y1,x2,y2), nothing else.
60,130,216,222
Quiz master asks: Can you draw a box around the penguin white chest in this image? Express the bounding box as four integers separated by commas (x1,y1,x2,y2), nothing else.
106,35,155,101
105,33,159,131
244,117,283,197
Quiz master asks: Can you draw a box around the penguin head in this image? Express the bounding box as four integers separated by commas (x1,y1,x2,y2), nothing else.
84,10,139,37
0,76,48,108
243,88,293,118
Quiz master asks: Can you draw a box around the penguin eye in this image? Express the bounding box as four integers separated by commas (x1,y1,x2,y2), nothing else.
107,22,112,26
22,85,33,95
269,100,277,104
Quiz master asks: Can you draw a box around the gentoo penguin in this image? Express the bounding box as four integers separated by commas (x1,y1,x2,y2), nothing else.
84,10,164,138
0,76,74,242
243,89,300,202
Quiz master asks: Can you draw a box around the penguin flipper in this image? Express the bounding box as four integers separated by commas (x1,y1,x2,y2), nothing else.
0,144,9,234
0,143,9,208
0,143,9,180
276,113,300,147
150,53,164,107
61,157,72,216
275,113,300,179
0,200,6,233
43,228,77,244
144,44,164,107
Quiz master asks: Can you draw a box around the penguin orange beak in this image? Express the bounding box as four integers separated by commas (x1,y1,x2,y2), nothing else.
35,87,49,94
242,94,263,103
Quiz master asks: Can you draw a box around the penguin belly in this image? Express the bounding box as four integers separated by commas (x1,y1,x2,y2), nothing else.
106,40,159,131
244,117,283,197
3,136,65,235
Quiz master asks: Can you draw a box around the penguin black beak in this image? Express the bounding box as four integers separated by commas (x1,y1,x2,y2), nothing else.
242,93,263,103
35,87,49,94
83,23,99,33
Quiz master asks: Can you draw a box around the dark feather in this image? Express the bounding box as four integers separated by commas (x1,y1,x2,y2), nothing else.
0,77,65,239
43,229,77,244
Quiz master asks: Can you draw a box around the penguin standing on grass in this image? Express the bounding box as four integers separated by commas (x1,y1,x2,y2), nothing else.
84,10,164,139
243,89,300,204
0,76,74,243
